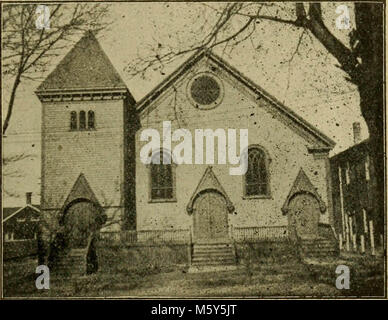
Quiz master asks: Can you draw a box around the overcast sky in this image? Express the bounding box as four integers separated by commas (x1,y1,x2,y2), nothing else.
2,2,367,207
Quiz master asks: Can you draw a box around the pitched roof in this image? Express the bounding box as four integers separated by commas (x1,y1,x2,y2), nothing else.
36,31,127,92
3,207,20,220
330,138,370,160
3,205,41,222
136,49,335,150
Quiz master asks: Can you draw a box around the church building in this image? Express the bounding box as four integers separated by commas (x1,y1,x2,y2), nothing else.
36,32,336,256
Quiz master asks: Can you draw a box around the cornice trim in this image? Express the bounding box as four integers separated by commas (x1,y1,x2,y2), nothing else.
36,89,128,102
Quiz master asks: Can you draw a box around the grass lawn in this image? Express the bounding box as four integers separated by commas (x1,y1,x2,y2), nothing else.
3,253,385,298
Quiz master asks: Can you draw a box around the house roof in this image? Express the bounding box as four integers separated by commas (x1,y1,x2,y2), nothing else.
330,138,370,161
136,49,336,150
3,207,21,220
36,31,127,93
3,204,41,222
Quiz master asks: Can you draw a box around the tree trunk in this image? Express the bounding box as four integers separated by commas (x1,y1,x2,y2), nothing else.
359,85,384,239
355,3,384,241
2,73,21,135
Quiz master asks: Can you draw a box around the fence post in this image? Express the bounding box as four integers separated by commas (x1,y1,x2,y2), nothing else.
349,216,353,242
360,234,365,254
369,220,375,256
363,208,368,235
188,226,192,266
345,215,350,251
338,166,346,238
352,233,357,252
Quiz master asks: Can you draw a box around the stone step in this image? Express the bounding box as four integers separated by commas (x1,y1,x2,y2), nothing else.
302,242,334,245
302,240,333,244
302,243,339,256
192,259,236,266
194,245,233,250
299,238,339,258
194,243,233,248
194,242,232,246
53,250,87,276
194,248,233,255
302,244,337,249
194,251,235,258
302,241,334,246
303,245,337,249
188,265,238,273
194,245,233,251
302,245,336,250
191,242,236,267
301,240,336,244
193,254,235,261
303,249,338,253
303,246,338,250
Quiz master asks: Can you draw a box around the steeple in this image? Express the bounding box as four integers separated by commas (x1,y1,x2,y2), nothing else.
36,31,127,93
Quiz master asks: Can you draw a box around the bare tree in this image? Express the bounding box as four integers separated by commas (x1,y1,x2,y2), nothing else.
126,2,384,234
2,153,36,197
2,3,111,134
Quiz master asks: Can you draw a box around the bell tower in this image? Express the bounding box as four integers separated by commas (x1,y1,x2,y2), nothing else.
35,31,137,232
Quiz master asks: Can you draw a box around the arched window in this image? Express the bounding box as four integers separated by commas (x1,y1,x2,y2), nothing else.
70,111,77,130
79,111,86,130
150,150,175,201
88,111,95,129
244,146,270,197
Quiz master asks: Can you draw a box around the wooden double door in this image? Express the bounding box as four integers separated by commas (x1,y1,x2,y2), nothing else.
193,190,229,242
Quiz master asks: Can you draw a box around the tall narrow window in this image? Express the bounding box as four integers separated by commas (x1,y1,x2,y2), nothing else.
365,155,370,181
244,146,269,197
70,111,77,130
79,111,86,130
88,111,95,129
150,150,174,201
345,162,350,185
362,208,368,234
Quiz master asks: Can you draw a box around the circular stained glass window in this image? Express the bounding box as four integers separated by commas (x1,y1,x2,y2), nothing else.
189,74,223,108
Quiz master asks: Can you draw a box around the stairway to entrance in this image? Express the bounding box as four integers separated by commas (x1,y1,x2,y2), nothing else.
299,237,339,257
191,242,236,268
55,248,87,277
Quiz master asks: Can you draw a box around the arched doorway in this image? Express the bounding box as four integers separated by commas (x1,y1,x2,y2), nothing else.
62,199,104,274
63,200,101,248
193,190,229,243
288,192,321,240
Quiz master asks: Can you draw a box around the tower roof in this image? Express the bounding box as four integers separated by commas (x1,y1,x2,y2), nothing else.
36,31,127,93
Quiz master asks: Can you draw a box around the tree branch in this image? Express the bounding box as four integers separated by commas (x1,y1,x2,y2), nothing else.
2,3,111,134
305,3,359,82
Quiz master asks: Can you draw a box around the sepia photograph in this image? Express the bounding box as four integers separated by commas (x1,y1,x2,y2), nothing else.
1,1,386,300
